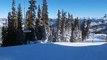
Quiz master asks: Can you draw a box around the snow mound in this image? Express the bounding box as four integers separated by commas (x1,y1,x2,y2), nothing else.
53,42,106,47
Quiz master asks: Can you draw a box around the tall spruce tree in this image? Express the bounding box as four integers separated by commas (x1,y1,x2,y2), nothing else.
17,4,22,30
2,10,17,47
86,20,91,39
38,5,42,20
60,10,66,42
81,19,91,41
42,0,48,26
4,0,18,46
36,5,43,40
8,12,12,29
26,0,37,43
70,14,74,42
27,0,37,28
48,19,53,42
17,4,24,44
42,0,49,41
11,0,17,29
81,19,86,41
73,17,82,42
65,12,71,42
56,10,61,42
67,13,71,33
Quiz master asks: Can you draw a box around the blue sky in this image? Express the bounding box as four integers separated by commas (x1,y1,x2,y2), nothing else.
0,0,107,18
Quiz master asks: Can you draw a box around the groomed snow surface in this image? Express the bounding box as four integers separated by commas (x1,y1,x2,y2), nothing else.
0,42,107,60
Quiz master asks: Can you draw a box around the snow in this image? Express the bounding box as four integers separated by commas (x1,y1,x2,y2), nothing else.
0,42,107,60
0,18,107,60
53,42,106,47
85,34,106,42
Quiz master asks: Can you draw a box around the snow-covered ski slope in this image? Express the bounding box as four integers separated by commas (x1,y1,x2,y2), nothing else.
0,42,107,60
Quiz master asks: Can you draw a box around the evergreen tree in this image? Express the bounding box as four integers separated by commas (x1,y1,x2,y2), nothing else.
36,5,43,40
42,0,49,41
74,17,79,30
1,25,8,47
38,5,42,20
42,0,48,26
8,12,12,29
70,15,74,42
56,10,61,42
67,13,71,33
81,19,91,41
17,4,22,30
81,19,86,41
65,13,72,42
11,0,17,29
10,0,18,45
2,11,18,46
2,0,19,46
26,0,37,43
27,0,37,28
60,10,66,42
48,19,53,42
86,20,91,39
73,17,82,42
17,4,24,44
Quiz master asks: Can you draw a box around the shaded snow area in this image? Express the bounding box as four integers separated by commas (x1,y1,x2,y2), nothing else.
0,42,107,60
85,34,106,42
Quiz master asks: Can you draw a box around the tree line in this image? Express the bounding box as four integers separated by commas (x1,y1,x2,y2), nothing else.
1,0,91,47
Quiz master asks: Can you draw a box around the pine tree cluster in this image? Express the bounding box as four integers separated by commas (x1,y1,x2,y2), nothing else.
1,0,91,47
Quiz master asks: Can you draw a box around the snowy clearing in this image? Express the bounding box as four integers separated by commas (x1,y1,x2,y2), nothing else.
0,42,107,60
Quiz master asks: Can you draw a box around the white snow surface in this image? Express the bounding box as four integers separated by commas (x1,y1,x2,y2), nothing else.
53,42,106,47
0,42,107,60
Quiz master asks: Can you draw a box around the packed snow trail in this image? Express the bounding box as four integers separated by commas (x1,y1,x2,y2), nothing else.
0,42,107,60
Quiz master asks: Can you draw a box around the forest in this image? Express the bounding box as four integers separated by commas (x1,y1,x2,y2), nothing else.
1,0,91,47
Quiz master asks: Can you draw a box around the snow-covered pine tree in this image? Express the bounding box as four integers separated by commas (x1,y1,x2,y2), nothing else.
65,12,72,42
70,14,74,42
60,10,66,42
81,19,86,41
56,10,61,42
81,19,91,41
42,0,49,42
86,20,91,39
67,13,71,34
27,0,37,28
73,17,82,42
36,5,41,40
48,19,53,42
52,27,57,42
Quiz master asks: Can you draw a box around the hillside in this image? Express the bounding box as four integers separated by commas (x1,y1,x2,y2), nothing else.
0,42,107,60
